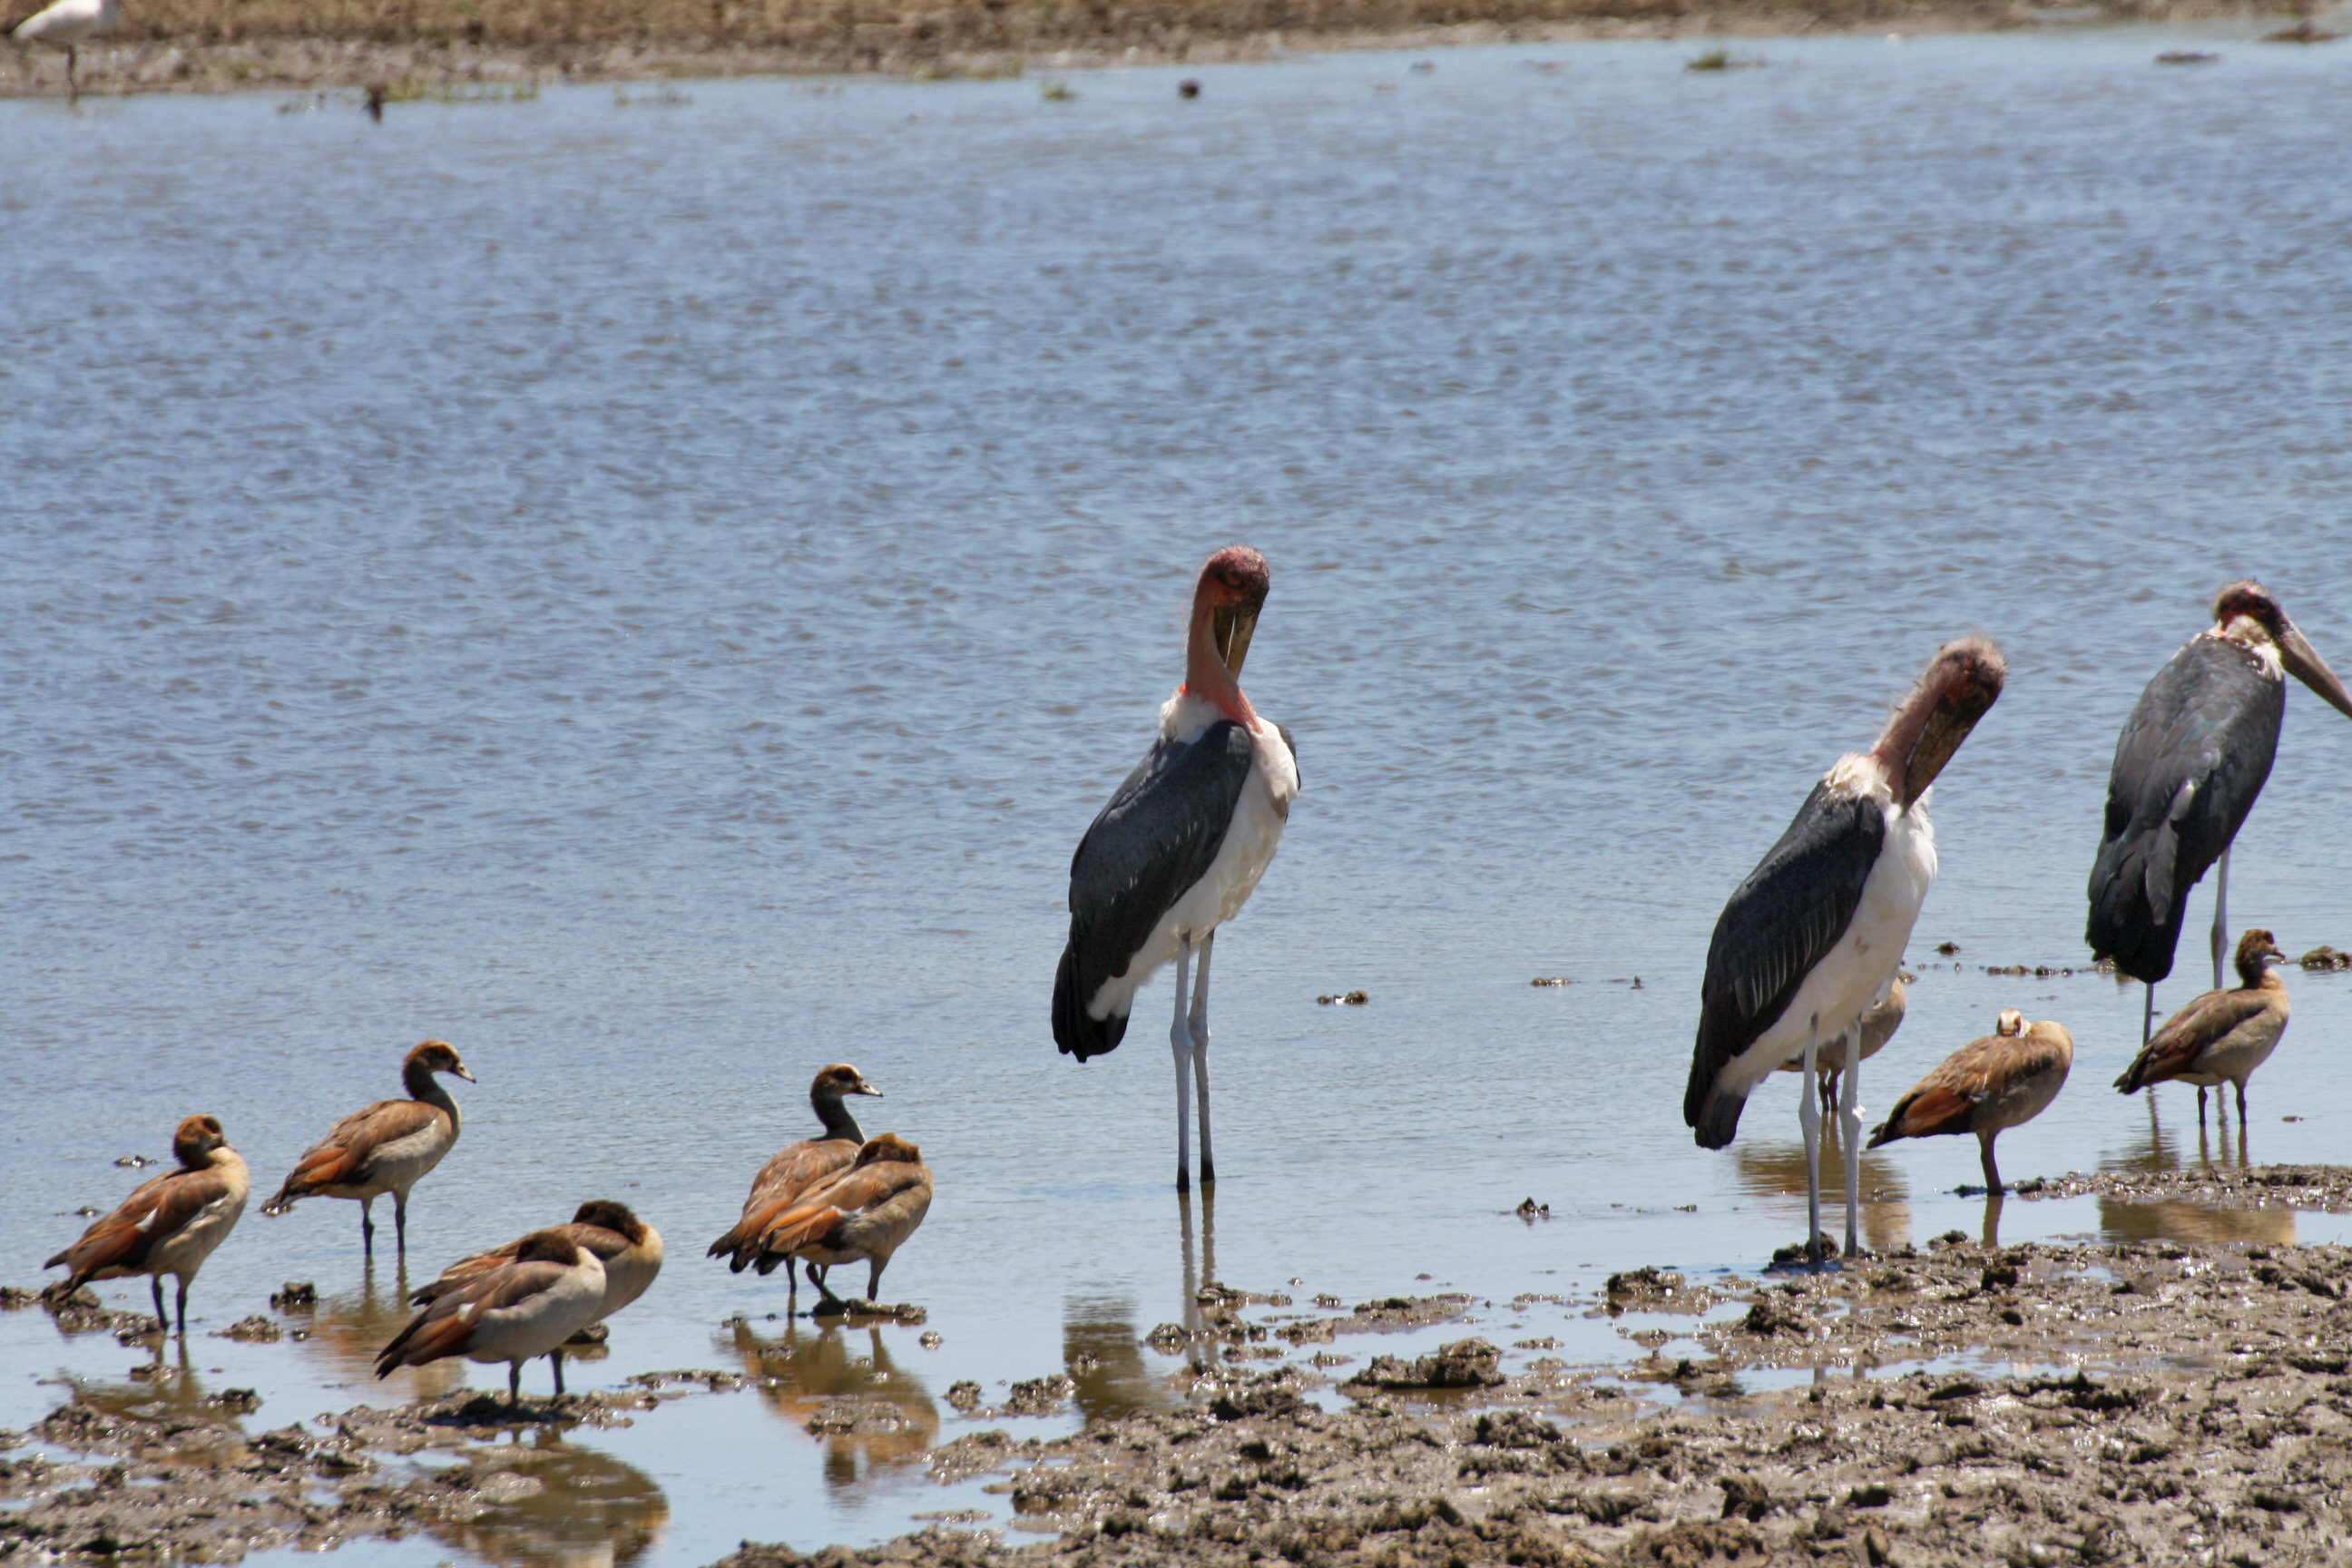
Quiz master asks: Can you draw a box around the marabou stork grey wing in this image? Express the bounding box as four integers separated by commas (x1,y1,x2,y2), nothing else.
1054,720,1257,1063
1686,779,1886,1149
2087,638,2283,985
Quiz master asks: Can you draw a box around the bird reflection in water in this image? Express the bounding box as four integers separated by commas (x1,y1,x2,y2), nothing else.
1064,1295,1169,1425
1176,1186,1216,1371
424,1431,670,1568
66,1338,243,1440
1732,1136,1912,1255
2099,1194,2294,1248
2114,1100,2252,1177
293,1262,463,1401
730,1318,938,1491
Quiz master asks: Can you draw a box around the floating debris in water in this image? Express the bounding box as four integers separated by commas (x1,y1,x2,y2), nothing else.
2298,945,2352,971
114,1154,153,1169
1316,990,1368,1005
1686,46,1763,71
1514,1197,1550,1220
1177,78,1200,99
2155,49,2220,64
1936,940,1961,955
270,1281,317,1310
1981,963,2081,976
1530,975,1573,986
2263,20,2339,42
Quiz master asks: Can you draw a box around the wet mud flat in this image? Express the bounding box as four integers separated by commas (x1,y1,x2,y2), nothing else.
0,0,2318,100
8,1168,2352,1568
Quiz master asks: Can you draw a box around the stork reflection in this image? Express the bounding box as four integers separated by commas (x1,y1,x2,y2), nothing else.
1732,1134,1913,1255
1177,1185,1217,1370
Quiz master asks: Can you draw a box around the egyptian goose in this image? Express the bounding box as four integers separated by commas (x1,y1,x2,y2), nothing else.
707,1063,881,1296
1867,1011,2073,1194
747,1133,932,1307
45,1114,250,1335
262,1039,475,1259
1778,973,1909,1115
2114,927,2291,1131
410,1200,662,1383
376,1229,606,1408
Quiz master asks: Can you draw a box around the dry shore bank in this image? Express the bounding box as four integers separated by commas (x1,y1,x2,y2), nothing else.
0,0,2318,99
5,1164,2350,1566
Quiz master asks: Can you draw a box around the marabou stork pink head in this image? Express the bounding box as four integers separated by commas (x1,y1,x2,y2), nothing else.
2212,580,2352,720
1874,637,2006,809
1196,546,1271,676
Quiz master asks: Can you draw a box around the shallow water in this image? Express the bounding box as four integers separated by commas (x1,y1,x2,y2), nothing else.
5,24,2352,1565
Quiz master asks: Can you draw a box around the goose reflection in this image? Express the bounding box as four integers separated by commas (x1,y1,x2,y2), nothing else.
1064,1296,1169,1424
292,1262,462,1400
2109,1105,2252,1178
64,1338,248,1450
424,1431,669,1568
730,1319,938,1489
1731,1136,1912,1254
2099,1194,2295,1248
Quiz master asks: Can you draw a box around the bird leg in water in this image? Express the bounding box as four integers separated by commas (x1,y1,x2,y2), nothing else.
1798,1020,1823,1267
1838,1026,1864,1260
150,1277,169,1336
2197,1085,2209,1132
2141,984,2155,1052
549,1349,566,1397
2211,846,2231,994
1170,936,1195,1192
1979,1130,2004,1195
1191,932,1216,1187
2235,1080,2249,1133
66,42,79,106
360,1198,376,1259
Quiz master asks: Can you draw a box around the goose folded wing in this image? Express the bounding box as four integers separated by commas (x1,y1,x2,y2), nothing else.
46,1167,233,1279
753,1163,927,1256
280,1100,446,1192
2117,988,2276,1089
378,1259,573,1373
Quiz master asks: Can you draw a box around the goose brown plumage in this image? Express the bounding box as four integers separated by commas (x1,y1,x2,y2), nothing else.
376,1228,606,1409
747,1133,932,1308
410,1200,662,1389
45,1114,250,1336
1867,1010,2073,1194
262,1040,475,1259
2113,927,2290,1131
707,1063,881,1295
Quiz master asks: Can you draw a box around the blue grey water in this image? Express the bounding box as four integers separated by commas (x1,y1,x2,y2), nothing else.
5,26,2352,1566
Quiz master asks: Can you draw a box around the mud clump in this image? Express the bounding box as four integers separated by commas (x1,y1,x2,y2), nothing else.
216,1315,282,1342
1345,1336,1504,1390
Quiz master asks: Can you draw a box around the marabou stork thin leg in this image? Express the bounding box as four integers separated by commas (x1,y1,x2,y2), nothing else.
1797,1018,1823,1266
1838,1025,1864,1260
1169,936,1196,1191
1190,932,1217,1187
2211,846,2231,994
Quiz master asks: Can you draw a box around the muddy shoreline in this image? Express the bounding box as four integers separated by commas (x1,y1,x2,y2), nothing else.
5,1163,2350,1567
0,0,2317,100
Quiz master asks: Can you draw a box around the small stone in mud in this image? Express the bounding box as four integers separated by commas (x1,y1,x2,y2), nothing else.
1740,1298,1805,1336
205,1388,263,1415
217,1315,282,1343
1720,1474,1775,1520
1936,940,1960,954
945,1380,984,1413
270,1281,317,1310
1345,1336,1503,1390
1769,1234,1840,1266
1002,1375,1073,1416
918,1330,942,1349
1142,1321,1190,1354
0,1286,38,1310
1605,1266,1682,1302
808,1297,926,1323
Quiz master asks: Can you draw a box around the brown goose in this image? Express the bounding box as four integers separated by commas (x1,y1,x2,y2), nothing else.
262,1040,475,1259
1779,973,1909,1115
2114,927,2290,1131
707,1063,881,1295
747,1133,933,1308
45,1114,250,1335
376,1229,606,1409
1867,1011,2073,1194
410,1201,662,1389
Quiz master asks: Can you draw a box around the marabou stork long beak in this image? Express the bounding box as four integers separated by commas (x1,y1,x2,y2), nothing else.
2278,620,2352,720
1214,593,1265,677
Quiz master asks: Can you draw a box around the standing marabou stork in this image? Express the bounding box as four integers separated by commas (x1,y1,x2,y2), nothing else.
2088,583,2352,1046
10,0,120,104
1686,638,2006,1266
1054,546,1299,1191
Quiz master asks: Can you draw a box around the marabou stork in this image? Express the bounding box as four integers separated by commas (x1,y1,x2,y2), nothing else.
2087,583,2352,1046
10,0,119,104
1867,1010,2074,1195
1054,547,1300,1191
1686,637,2006,1266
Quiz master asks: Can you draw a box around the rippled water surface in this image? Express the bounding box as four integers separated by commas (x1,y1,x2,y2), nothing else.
5,26,2352,1566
